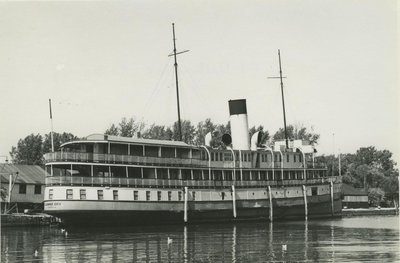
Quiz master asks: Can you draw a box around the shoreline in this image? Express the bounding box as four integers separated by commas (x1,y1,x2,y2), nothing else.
1,208,398,227
342,207,398,217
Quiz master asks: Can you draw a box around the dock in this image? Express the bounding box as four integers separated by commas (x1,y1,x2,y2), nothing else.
342,207,398,217
1,213,59,227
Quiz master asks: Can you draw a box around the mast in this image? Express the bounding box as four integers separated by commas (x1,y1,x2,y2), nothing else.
278,50,289,149
49,98,54,152
268,50,289,149
172,23,182,141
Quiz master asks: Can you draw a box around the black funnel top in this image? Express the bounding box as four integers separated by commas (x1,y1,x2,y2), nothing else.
228,99,247,115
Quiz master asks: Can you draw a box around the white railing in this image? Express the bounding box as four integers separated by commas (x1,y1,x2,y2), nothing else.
45,176,341,189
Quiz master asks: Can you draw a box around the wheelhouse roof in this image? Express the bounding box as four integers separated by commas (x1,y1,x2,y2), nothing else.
61,134,192,148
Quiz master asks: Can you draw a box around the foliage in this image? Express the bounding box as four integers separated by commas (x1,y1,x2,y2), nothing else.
10,132,77,166
249,125,270,146
105,124,119,136
105,117,144,137
0,186,7,202
10,134,44,165
141,124,173,140
272,124,319,144
368,188,386,207
43,132,78,153
194,118,217,146
319,146,399,204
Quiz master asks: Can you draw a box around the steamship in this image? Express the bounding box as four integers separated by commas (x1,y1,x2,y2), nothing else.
43,25,341,226
43,99,342,226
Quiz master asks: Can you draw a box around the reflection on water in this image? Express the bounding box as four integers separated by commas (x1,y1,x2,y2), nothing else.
1,216,399,262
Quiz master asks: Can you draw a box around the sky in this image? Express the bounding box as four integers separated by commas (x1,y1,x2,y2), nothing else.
0,0,398,166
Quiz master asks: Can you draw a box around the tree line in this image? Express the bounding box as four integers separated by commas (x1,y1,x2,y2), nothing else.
317,147,399,206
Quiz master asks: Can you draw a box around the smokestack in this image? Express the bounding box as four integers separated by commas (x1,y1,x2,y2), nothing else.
228,99,250,150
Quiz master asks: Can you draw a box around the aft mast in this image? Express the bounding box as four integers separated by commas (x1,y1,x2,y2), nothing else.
170,23,189,141
278,50,289,149
268,49,289,149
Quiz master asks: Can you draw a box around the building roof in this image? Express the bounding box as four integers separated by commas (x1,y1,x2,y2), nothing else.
342,183,368,196
0,164,45,184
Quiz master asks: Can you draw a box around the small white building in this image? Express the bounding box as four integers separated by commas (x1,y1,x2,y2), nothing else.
0,164,45,213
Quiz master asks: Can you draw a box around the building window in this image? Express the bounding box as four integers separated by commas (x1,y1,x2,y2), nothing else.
19,184,26,194
192,192,196,201
168,191,172,201
34,185,41,195
311,187,317,196
299,154,302,162
66,189,73,200
146,191,150,201
134,190,138,201
294,155,297,162
113,190,118,200
49,189,53,200
222,192,225,200
98,190,104,200
178,191,182,201
80,189,86,200
286,154,289,162
157,191,162,201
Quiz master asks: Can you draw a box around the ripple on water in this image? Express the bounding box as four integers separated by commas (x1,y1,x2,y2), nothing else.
1,215,399,262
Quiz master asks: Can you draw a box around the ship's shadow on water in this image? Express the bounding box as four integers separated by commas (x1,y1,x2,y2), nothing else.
1,216,399,262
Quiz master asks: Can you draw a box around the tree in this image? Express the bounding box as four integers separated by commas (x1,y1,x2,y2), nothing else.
10,132,78,166
322,146,399,206
119,117,140,137
249,125,270,146
43,132,78,152
0,187,7,202
10,134,44,165
172,120,196,144
272,124,319,144
368,188,385,207
142,124,173,140
105,117,145,137
194,118,217,145
105,124,119,136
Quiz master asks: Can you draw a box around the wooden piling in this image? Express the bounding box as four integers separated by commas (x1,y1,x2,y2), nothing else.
302,185,308,220
232,185,237,218
330,181,334,216
268,185,273,222
184,186,188,223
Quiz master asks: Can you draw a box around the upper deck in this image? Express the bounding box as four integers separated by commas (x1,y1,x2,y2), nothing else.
44,134,326,170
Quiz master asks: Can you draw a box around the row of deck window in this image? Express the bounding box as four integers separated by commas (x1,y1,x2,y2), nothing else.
49,187,321,201
48,164,325,181
52,189,233,201
63,142,304,163
53,189,186,201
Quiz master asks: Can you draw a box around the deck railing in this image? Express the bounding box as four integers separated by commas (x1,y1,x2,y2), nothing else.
45,175,341,189
44,152,327,169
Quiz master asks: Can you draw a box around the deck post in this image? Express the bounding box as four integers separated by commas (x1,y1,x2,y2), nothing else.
302,185,308,220
268,185,273,222
184,186,188,223
231,185,237,218
330,180,334,216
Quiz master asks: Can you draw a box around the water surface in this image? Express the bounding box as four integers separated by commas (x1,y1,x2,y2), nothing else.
1,215,399,262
